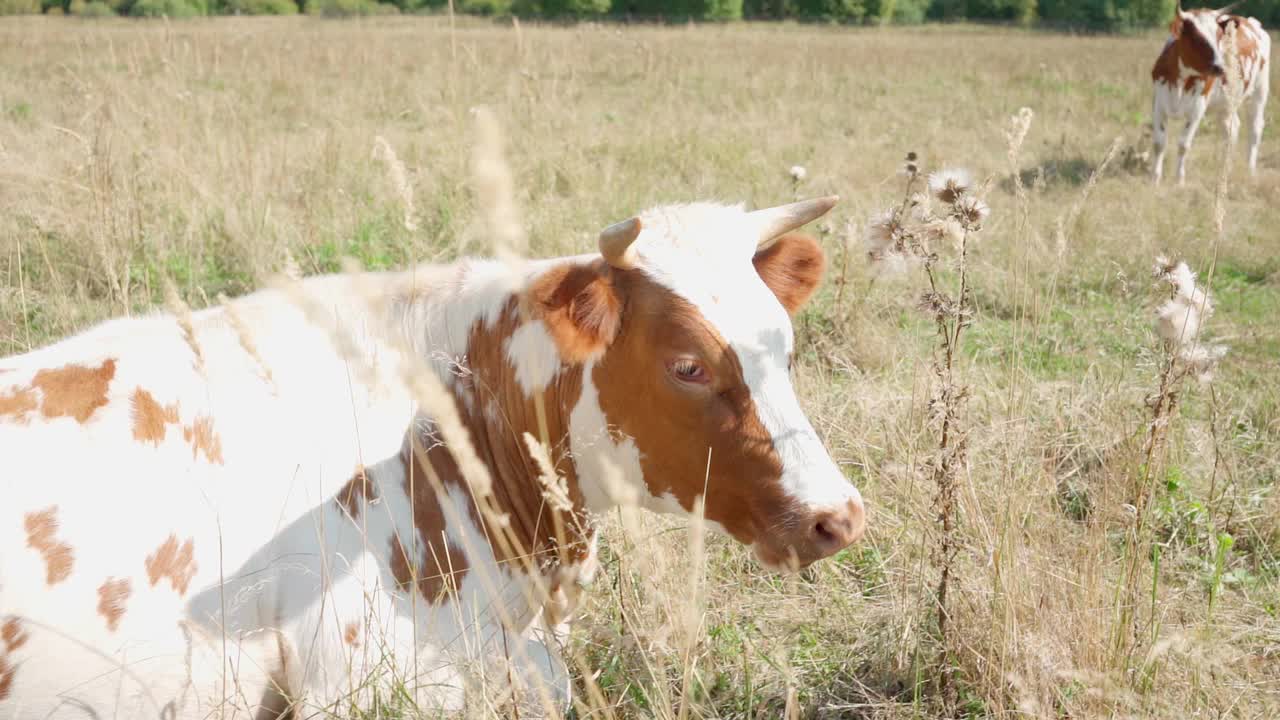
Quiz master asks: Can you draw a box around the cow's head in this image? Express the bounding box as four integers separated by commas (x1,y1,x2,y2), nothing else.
543,198,864,571
1170,2,1243,76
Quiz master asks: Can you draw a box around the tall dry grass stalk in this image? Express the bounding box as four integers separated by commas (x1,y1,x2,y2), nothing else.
372,136,419,233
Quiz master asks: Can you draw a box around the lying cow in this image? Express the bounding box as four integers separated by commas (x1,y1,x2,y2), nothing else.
0,197,865,718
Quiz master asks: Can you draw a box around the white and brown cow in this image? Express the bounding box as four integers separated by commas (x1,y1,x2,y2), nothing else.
1151,2,1271,184
0,198,865,718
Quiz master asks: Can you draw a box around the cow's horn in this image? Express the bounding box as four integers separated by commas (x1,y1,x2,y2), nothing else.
599,217,643,269
1214,1,1241,14
749,195,840,249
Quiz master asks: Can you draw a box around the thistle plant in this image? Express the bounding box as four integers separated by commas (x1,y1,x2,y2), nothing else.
1114,255,1227,670
865,152,990,708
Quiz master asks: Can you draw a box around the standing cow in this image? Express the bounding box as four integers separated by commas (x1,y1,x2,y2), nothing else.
0,198,865,718
1151,2,1271,184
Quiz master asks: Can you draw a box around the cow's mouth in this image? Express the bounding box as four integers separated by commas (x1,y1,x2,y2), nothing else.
751,543,813,574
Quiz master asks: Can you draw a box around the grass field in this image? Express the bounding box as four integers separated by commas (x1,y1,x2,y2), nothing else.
2,15,1279,719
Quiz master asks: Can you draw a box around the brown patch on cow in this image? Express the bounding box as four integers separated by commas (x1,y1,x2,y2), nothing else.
335,466,377,521
24,507,74,585
526,259,623,364
96,578,132,632
389,449,472,604
1,618,27,653
145,535,198,596
592,270,798,549
0,656,14,701
30,359,116,423
342,622,360,647
752,233,826,315
390,287,608,606
182,416,224,465
131,388,180,445
0,386,38,422
0,617,24,702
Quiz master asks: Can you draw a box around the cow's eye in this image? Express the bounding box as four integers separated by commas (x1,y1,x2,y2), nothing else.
668,358,708,384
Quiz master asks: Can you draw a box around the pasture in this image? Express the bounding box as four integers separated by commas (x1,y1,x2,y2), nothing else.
1,15,1278,719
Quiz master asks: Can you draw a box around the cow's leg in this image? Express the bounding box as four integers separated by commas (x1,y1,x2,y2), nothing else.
1176,96,1209,185
1246,74,1269,175
1152,92,1169,184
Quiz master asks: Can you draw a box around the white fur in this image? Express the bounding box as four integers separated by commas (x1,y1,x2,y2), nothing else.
505,320,563,395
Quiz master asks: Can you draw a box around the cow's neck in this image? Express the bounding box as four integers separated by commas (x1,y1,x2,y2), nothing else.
392,257,598,605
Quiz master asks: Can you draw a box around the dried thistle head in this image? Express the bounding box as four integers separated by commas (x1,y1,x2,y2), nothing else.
1151,255,1228,381
864,208,901,255
903,150,920,177
952,195,990,230
928,167,973,204
789,165,807,182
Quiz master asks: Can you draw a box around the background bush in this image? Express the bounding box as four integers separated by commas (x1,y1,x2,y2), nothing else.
4,0,1280,66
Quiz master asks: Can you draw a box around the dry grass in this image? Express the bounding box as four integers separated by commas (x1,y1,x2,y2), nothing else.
2,15,1279,719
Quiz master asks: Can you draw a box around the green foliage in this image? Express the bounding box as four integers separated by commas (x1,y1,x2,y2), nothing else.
514,0,608,16
792,0,867,22
303,0,395,15
1037,0,1173,30
68,0,116,14
0,0,40,14
455,0,509,14
216,0,297,13
128,0,207,15
624,0,740,20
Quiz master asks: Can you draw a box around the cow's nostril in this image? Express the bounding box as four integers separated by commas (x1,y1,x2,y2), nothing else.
813,518,839,544
806,499,866,560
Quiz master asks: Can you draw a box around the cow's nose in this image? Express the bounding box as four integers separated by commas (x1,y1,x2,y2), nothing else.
1211,62,1226,75
809,498,866,558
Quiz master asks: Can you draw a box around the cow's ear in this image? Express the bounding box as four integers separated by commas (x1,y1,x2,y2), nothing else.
1171,13,1184,35
527,261,623,363
753,232,826,315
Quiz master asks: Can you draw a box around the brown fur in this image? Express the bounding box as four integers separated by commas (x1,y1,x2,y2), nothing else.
30,359,116,423
23,507,74,585
131,388,180,445
335,466,377,521
752,233,827,314
0,359,117,425
390,445,472,604
0,386,37,422
1,618,27,653
96,578,132,632
0,657,13,701
526,259,622,364
145,535,198,596
592,272,795,552
182,416,224,465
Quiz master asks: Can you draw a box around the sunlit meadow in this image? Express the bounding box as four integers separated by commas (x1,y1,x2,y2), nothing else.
1,15,1278,718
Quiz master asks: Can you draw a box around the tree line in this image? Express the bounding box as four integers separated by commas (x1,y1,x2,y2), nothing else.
3,0,1280,35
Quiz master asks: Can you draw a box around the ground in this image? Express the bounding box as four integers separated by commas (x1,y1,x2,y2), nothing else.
1,15,1278,720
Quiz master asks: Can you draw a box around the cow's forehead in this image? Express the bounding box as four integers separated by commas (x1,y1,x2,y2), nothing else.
1186,11,1221,40
628,203,794,360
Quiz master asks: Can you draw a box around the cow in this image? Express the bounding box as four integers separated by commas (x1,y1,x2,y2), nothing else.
0,197,866,718
1151,2,1272,185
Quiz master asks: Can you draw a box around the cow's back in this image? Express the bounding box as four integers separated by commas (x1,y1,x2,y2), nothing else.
0,281,419,718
